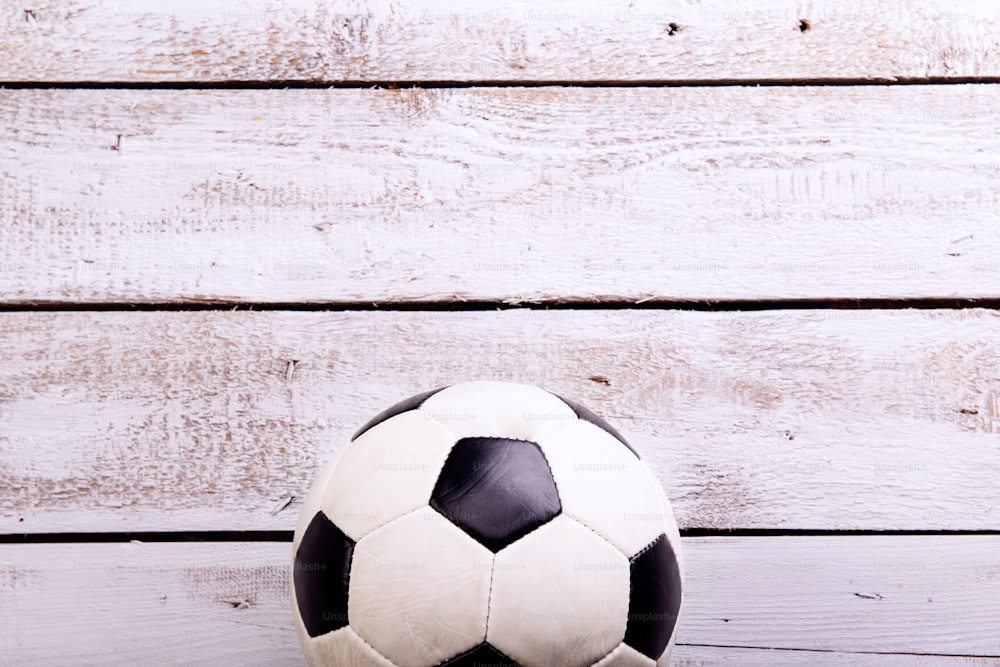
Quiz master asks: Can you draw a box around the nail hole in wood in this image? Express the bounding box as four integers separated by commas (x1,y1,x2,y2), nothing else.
223,598,252,609
799,19,811,32
667,22,680,35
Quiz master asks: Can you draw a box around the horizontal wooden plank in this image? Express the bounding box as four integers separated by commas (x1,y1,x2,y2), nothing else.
683,536,1000,655
3,0,1000,83
2,86,1000,304
675,647,1000,666
0,541,295,666
2,309,999,534
1,537,998,663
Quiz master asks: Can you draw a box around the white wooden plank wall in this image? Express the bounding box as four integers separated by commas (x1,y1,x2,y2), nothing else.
2,0,999,663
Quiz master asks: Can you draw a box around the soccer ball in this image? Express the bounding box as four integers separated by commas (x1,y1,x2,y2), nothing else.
291,380,683,667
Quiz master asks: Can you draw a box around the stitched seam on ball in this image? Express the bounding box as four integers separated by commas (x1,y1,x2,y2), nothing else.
590,643,621,666
561,514,632,574
546,390,639,459
355,503,429,542
494,449,627,580
563,510,632,560
535,419,640,560
531,413,580,452
417,406,458,441
415,407,460,505
347,625,398,666
631,533,665,562
560,513,632,655
534,441,563,519
483,551,498,644
348,412,457,541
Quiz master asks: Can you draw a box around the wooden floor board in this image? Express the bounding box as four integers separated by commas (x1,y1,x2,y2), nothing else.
3,310,999,533
1,537,997,663
3,0,1000,83
2,86,1000,304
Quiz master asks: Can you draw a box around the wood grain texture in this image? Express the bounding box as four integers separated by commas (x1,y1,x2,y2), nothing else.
674,647,1000,666
683,536,1000,655
3,309,999,534
1,537,998,663
3,0,1000,83
2,86,1000,304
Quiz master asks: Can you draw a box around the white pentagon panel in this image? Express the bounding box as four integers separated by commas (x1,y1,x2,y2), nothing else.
487,515,629,667
319,410,456,541
537,419,668,557
292,451,343,552
349,508,493,667
592,643,656,667
646,465,684,575
303,626,396,667
420,380,576,441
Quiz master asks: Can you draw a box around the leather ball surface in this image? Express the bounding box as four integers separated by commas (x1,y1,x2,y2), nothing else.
291,380,683,667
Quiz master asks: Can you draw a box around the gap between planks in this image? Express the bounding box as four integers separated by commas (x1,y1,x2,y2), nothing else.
5,77,1000,89
5,529,1000,544
2,298,1000,312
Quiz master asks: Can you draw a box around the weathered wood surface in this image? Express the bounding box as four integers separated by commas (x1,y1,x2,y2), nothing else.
675,648,1000,666
4,1,997,662
3,0,1000,83
1,537,998,664
2,86,999,305
3,309,999,534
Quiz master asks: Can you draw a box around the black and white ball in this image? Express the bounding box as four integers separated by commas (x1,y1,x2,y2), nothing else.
291,380,683,666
